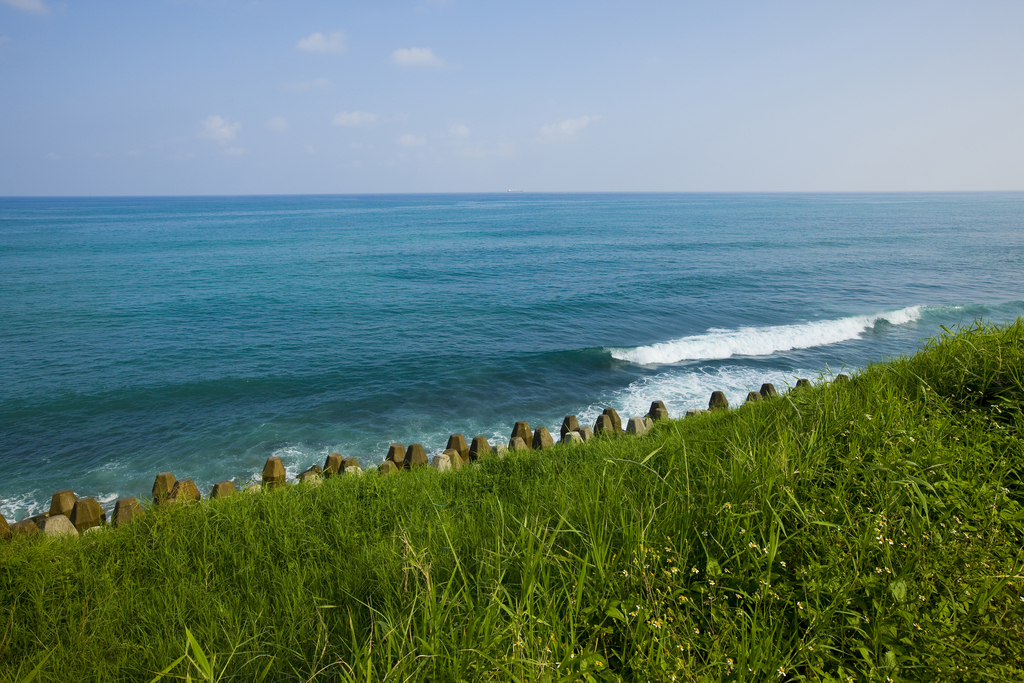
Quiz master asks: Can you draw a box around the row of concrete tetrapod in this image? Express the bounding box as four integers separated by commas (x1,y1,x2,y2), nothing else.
373,400,678,477
1,379,840,541
0,457,361,540
0,490,123,540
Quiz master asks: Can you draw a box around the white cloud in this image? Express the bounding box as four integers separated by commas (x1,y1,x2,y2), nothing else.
265,116,289,132
199,115,241,143
333,110,376,126
540,115,601,141
390,47,445,68
448,124,471,138
2,0,48,14
223,147,246,156
397,133,426,146
461,142,515,158
284,77,331,92
296,31,346,54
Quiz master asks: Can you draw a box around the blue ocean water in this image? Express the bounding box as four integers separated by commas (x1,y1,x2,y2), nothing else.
1,193,1022,520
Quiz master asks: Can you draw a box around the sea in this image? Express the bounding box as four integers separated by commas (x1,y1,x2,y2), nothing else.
1,193,1022,521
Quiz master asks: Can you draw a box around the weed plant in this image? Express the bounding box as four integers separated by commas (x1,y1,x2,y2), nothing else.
2,321,1023,682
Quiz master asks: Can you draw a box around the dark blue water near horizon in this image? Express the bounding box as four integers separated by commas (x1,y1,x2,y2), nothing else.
2,192,1023,520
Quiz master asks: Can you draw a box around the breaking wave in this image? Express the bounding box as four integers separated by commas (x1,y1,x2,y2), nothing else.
610,306,925,365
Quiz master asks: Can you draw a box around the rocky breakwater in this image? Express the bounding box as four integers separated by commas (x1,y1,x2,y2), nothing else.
2,375,839,543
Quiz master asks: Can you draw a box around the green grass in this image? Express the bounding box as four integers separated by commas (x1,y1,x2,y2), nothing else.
2,320,1023,682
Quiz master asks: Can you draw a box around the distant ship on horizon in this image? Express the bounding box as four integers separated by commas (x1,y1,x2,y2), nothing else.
507,189,524,193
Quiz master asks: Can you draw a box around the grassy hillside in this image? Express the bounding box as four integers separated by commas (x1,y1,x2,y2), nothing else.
2,321,1023,682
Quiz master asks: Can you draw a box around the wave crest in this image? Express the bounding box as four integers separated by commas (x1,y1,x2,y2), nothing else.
611,306,923,365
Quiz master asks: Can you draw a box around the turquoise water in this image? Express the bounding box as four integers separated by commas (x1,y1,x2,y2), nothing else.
2,193,1022,519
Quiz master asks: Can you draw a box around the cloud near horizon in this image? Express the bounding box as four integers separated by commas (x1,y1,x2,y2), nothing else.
333,111,376,127
390,47,445,67
296,31,346,54
2,0,48,14
540,115,601,141
198,115,241,143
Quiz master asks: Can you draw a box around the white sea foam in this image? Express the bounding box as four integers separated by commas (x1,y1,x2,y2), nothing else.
610,306,923,366
0,490,46,522
96,492,120,506
575,365,823,427
269,444,331,483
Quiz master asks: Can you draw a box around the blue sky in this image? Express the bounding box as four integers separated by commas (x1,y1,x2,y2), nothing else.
1,0,1022,195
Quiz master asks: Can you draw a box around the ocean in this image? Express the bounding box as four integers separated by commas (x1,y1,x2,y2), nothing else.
1,193,1022,521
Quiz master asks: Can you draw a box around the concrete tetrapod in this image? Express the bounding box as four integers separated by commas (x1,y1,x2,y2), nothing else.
49,489,78,518
262,457,286,489
626,416,649,436
112,497,143,527
469,436,492,462
445,434,469,463
11,519,39,538
152,472,176,505
386,443,406,469
298,465,323,485
602,408,623,434
576,426,594,442
405,444,428,470
509,437,529,451
835,374,850,383
709,391,729,410
533,427,554,450
746,391,762,403
210,481,237,499
378,460,400,476
561,431,584,444
70,497,106,533
40,515,79,538
0,512,9,541
509,422,532,449
431,453,452,472
323,453,344,477
27,512,49,530
441,449,463,470
169,479,202,503
342,457,361,474
647,401,670,422
594,414,614,436
759,383,778,398
795,378,811,390
560,415,580,440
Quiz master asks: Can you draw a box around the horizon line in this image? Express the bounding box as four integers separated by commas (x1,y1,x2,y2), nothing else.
3,190,1024,200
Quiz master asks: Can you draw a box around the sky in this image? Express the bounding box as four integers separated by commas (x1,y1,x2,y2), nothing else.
1,0,1022,195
